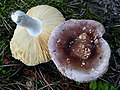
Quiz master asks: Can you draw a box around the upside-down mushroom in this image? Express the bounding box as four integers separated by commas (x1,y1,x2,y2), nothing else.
10,5,65,66
48,19,111,82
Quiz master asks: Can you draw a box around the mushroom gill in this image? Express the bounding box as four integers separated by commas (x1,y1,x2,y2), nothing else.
10,5,65,66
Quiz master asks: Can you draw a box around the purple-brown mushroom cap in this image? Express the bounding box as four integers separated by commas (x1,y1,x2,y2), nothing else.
48,19,111,82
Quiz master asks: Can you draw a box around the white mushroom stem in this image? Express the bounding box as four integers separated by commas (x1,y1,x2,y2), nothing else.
11,10,42,37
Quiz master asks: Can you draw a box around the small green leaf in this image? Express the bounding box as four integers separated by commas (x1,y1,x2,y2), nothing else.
97,81,102,90
102,83,108,90
89,80,97,90
110,86,116,90
76,81,80,85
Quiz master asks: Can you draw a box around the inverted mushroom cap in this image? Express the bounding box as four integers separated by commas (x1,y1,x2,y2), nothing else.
48,19,111,82
10,5,65,66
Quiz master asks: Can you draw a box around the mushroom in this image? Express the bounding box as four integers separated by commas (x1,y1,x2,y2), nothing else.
48,19,111,82
10,5,65,66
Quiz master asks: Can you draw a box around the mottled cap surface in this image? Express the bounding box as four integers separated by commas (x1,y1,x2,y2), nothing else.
48,19,111,82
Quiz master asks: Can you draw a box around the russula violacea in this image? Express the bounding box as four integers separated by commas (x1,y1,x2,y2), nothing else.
10,5,65,66
48,19,111,82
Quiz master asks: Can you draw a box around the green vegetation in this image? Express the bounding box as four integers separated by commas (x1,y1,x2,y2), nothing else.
89,80,116,90
0,0,120,89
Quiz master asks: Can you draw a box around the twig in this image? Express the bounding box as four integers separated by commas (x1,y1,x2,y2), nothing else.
110,67,120,73
0,87,5,90
38,81,60,90
108,74,115,85
0,43,6,52
2,20,10,32
0,45,8,56
0,64,21,68
38,67,54,90
12,81,30,89
2,86,13,90
38,83,55,90
10,64,23,77
3,0,7,4
112,54,118,66
99,77,110,84
0,14,12,30
17,85,23,90
14,3,23,8
70,84,85,89
116,84,120,89
0,82,27,87
108,73,118,78
105,25,120,28
115,74,120,87
20,0,25,3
